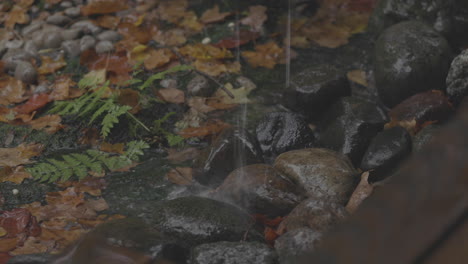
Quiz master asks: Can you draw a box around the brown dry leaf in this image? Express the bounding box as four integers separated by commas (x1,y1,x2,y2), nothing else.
187,97,216,113
94,15,121,29
193,60,240,76
179,120,231,138
28,115,63,134
5,5,29,29
118,22,153,45
152,28,187,46
9,236,54,255
57,178,107,197
84,198,109,212
179,43,233,60
241,5,267,32
166,147,200,163
0,143,43,167
81,0,128,16
156,88,185,104
346,171,373,214
144,48,174,70
242,42,285,69
166,167,192,185
200,5,232,24
179,11,204,32
347,69,368,87
39,225,87,251
0,166,31,184
117,89,141,114
156,0,189,24
0,237,20,252
0,77,26,105
17,0,35,8
49,77,82,101
100,142,125,154
37,55,67,75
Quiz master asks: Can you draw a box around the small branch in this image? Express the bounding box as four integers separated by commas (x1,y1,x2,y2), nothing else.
126,112,150,132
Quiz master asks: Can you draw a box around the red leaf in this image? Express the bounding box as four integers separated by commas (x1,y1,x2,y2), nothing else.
214,30,260,49
14,94,50,114
0,208,40,238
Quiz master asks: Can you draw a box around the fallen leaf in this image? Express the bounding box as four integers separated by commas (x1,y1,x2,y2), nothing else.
100,142,125,154
200,5,232,24
0,166,32,184
14,93,50,114
0,237,20,252
214,30,260,49
347,69,368,87
166,147,200,163
37,54,67,75
28,115,63,134
179,11,204,32
9,236,54,255
0,77,26,105
179,44,233,60
178,119,231,138
241,5,267,32
242,42,285,69
4,5,29,29
152,28,187,46
166,167,192,185
0,208,41,239
208,82,255,108
187,97,216,113
117,89,141,114
81,0,128,16
346,171,373,213
94,15,121,29
0,143,44,167
156,0,189,24
264,226,279,246
49,77,82,101
193,59,240,76
143,48,174,70
156,88,185,104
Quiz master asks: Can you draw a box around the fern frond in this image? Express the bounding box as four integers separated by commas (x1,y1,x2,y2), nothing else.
124,140,150,161
139,65,193,90
101,105,132,138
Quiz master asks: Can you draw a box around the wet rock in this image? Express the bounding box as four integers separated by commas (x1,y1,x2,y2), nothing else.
141,196,262,247
7,254,52,264
385,90,453,135
61,40,81,58
273,148,358,204
360,126,412,182
194,127,264,186
216,164,305,216
256,112,315,160
412,124,440,152
373,21,451,107
369,0,455,36
42,30,63,49
71,20,102,35
80,35,96,52
275,228,323,264
2,48,33,72
186,74,214,97
0,179,55,211
14,61,37,84
95,40,114,54
64,6,81,17
283,64,350,119
60,1,73,8
50,218,188,264
97,30,121,42
46,14,71,26
191,241,277,264
24,41,38,56
61,28,82,40
446,49,468,105
318,96,388,165
280,198,347,232
5,39,24,49
22,22,44,36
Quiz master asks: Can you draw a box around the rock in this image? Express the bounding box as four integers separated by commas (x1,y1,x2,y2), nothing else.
283,64,350,119
318,96,388,165
446,49,468,105
186,74,214,97
191,241,277,264
7,254,52,264
21,22,44,36
412,124,440,152
50,218,189,264
194,127,264,186
280,198,347,232
256,112,315,161
95,40,114,54
274,148,358,204
5,39,24,49
14,61,37,84
360,126,412,182
140,196,262,247
80,35,96,52
71,20,102,35
61,28,82,40
2,48,33,72
46,14,71,26
216,164,305,216
60,1,73,8
385,90,453,135
275,228,323,264
61,40,81,58
42,30,63,49
373,21,451,107
97,30,121,42
64,7,81,17
24,41,38,56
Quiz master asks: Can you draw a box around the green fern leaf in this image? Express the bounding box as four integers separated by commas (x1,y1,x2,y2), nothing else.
124,140,150,161
101,105,132,138
62,155,88,180
70,153,103,174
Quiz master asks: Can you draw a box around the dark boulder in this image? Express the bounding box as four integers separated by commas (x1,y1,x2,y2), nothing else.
191,241,277,264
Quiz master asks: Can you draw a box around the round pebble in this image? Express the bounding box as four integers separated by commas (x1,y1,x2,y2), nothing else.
64,6,81,18
22,22,44,36
61,28,82,40
24,41,38,56
72,20,102,35
46,14,72,26
62,40,81,57
80,35,96,52
97,30,121,42
5,39,24,49
95,40,114,54
42,30,63,49
60,1,73,8
14,61,38,84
